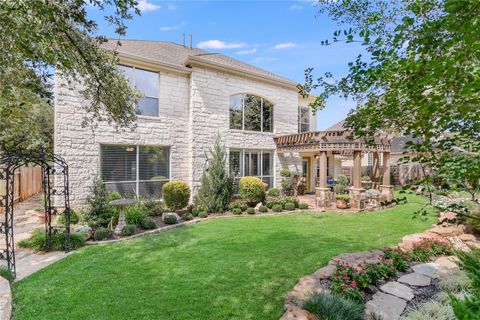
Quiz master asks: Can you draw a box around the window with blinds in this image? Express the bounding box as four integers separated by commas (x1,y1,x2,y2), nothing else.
229,149,274,192
100,145,170,198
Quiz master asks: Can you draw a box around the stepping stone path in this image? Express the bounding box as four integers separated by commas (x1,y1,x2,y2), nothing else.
366,292,407,320
411,262,442,278
398,272,431,286
379,282,414,301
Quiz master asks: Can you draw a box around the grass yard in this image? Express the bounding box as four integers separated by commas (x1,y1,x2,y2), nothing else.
13,193,435,320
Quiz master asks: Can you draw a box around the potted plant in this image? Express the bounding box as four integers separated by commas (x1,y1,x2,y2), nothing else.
297,181,307,195
361,175,372,189
336,194,351,209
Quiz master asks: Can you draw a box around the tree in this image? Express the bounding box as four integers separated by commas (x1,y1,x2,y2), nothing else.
438,154,480,202
0,0,142,152
300,0,480,169
195,136,234,213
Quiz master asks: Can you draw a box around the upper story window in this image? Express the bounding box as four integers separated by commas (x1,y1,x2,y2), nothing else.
298,105,310,133
229,94,273,133
119,65,159,117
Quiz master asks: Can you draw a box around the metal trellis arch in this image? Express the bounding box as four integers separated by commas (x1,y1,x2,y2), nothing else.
0,151,71,278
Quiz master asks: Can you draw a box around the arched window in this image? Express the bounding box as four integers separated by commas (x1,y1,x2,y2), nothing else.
229,94,273,132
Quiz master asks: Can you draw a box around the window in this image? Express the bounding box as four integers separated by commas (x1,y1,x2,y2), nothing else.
229,149,274,190
101,145,169,198
298,106,310,133
119,65,159,117
229,94,273,132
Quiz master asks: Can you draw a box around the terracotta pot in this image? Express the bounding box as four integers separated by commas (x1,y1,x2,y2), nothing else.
336,199,349,209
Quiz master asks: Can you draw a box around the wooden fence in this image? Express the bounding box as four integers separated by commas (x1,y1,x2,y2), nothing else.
0,166,43,213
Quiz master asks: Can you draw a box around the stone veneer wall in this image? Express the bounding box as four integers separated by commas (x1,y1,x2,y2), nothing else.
55,65,302,206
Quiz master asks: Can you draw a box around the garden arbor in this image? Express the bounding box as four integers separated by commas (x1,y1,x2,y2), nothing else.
0,152,71,277
274,125,393,210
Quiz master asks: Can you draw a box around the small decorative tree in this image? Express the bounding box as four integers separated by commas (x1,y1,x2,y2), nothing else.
280,168,294,196
162,181,190,212
194,136,234,213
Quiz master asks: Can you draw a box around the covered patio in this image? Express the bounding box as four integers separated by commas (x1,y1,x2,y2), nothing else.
274,126,393,210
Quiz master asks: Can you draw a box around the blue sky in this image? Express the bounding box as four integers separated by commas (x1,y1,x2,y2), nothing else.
88,0,364,129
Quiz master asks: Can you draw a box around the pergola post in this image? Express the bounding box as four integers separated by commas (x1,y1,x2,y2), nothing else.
380,151,394,201
372,152,380,187
351,150,363,210
315,151,331,210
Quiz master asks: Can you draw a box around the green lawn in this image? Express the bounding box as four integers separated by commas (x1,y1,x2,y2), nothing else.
13,193,435,320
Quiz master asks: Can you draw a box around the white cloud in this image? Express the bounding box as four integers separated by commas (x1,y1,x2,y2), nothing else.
253,57,278,63
138,0,161,12
236,48,257,55
160,21,187,32
197,40,246,50
272,42,297,49
290,5,303,10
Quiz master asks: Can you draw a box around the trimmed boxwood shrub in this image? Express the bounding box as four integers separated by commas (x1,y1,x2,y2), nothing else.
140,217,156,230
272,204,283,212
121,224,136,236
284,202,296,211
163,214,178,225
239,176,265,205
182,213,193,221
285,196,299,208
93,227,110,241
197,211,208,218
162,181,190,211
192,206,206,217
232,208,242,215
267,188,280,197
246,207,255,215
299,202,309,210
259,205,268,213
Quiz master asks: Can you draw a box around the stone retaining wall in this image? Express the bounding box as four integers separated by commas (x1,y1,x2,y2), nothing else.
0,276,11,320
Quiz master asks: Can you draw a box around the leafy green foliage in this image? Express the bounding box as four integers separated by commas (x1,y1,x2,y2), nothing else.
239,176,265,205
407,239,453,262
57,209,80,226
232,208,242,215
336,194,351,201
272,204,283,212
93,228,110,241
438,154,480,202
267,188,280,197
140,217,156,230
195,136,234,213
0,0,142,152
197,211,208,218
162,181,190,211
84,179,117,228
303,292,365,320
19,228,85,251
450,250,480,320
259,205,268,213
163,215,178,225
182,213,193,221
192,206,207,217
280,169,291,178
383,248,410,271
246,207,255,215
0,266,14,282
284,202,296,211
125,205,147,227
299,203,309,210
142,199,165,217
121,225,136,237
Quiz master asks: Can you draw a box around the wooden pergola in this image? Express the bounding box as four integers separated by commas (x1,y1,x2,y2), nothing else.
274,128,393,210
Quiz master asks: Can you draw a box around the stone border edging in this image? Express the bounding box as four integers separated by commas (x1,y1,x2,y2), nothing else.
0,276,12,320
85,209,314,246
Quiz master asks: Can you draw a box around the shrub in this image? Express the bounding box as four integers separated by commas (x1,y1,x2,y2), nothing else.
121,224,136,236
267,188,280,197
334,184,347,194
57,209,80,225
142,199,164,216
0,267,14,282
299,203,309,210
84,179,117,228
284,202,296,211
272,204,283,212
192,206,206,217
336,194,351,201
464,200,480,234
140,217,156,230
182,213,194,221
403,296,456,320
163,181,190,211
280,168,291,177
284,196,299,208
163,214,178,225
365,189,381,198
19,228,86,251
194,136,234,213
450,250,480,320
93,227,110,241
125,205,148,227
197,211,208,218
303,293,365,320
407,239,453,262
383,248,410,271
265,195,285,209
228,200,248,212
281,180,294,193
361,175,371,182
336,175,349,186
239,176,265,205
259,205,268,213
246,207,255,215
439,269,472,293
232,208,242,215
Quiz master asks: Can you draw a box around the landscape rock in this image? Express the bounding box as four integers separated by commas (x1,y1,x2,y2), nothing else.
366,292,407,320
446,236,472,252
329,249,384,268
398,233,438,252
285,275,326,307
398,273,431,286
458,234,477,242
254,202,263,213
161,212,181,223
312,265,336,280
438,211,457,223
426,225,465,237
411,263,442,278
379,282,414,301
280,306,316,320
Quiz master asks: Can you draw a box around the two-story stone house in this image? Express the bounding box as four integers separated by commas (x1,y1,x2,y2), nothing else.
55,39,317,206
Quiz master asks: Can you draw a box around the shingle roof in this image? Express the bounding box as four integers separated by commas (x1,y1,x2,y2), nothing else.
325,120,347,132
102,39,296,86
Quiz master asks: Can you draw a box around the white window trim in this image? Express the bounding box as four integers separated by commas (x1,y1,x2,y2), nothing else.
100,144,170,197
298,105,310,133
229,148,275,184
230,94,274,133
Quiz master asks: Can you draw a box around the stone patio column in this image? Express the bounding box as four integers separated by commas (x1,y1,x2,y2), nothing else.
372,151,380,187
380,151,394,201
351,150,363,210
315,150,331,210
